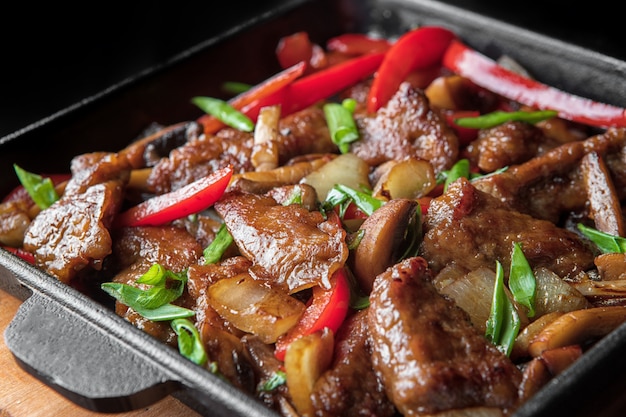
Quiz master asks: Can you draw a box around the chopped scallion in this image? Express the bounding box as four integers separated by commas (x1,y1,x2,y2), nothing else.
324,184,384,217
577,223,626,254
171,318,208,366
454,110,558,129
323,98,360,154
13,164,60,209
259,370,287,391
508,242,536,318
192,96,255,132
485,261,521,356
203,223,234,265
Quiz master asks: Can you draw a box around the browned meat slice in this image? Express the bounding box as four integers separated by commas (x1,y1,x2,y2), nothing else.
0,200,31,247
464,121,557,173
148,127,255,194
276,104,338,162
473,127,626,223
64,152,131,195
311,309,396,417
109,225,203,344
214,190,348,293
368,257,522,415
351,82,458,173
23,181,124,283
420,177,595,280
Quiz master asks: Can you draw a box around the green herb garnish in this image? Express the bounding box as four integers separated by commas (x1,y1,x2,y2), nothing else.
203,223,234,265
222,81,252,95
323,98,360,154
324,184,384,217
508,242,536,318
259,370,287,392
485,261,521,356
171,318,208,366
13,164,60,209
454,110,558,129
577,223,626,254
192,96,254,132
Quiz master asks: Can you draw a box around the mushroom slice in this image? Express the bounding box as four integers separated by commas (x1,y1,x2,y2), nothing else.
528,305,626,356
351,198,420,293
371,157,436,200
252,105,281,171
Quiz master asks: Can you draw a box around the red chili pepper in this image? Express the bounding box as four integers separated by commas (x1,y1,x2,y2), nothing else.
274,267,351,361
2,246,36,264
326,33,392,56
239,51,386,122
442,39,626,129
275,31,327,73
367,26,456,113
114,166,233,228
197,62,307,135
445,109,481,146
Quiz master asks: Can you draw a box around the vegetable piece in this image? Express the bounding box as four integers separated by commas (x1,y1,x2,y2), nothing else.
1,246,36,264
323,98,359,153
13,164,60,209
101,283,194,321
443,39,626,128
222,81,252,95
211,52,385,133
326,33,392,55
251,104,281,171
301,153,370,203
485,261,521,356
577,223,626,254
324,184,385,217
454,109,558,129
439,158,470,192
192,97,255,132
351,199,421,293
114,166,233,228
276,31,327,72
284,328,334,416
203,223,233,265
197,61,306,134
208,273,306,344
371,157,437,200
528,306,626,356
274,268,350,361
171,318,208,366
508,242,537,318
445,110,480,146
367,26,456,113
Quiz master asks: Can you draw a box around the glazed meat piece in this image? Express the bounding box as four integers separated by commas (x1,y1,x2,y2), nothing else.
214,190,348,293
276,104,338,162
109,225,203,344
148,127,255,194
420,177,595,279
352,82,458,173
367,257,522,416
23,152,131,283
464,121,557,173
473,127,626,223
311,309,396,417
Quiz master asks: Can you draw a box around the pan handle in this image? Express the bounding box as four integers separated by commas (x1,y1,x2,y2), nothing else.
4,291,180,413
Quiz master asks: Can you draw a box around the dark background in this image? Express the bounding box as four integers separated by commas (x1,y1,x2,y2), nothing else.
1,0,623,140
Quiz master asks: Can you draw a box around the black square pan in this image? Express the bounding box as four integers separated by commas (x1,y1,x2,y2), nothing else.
2,0,626,416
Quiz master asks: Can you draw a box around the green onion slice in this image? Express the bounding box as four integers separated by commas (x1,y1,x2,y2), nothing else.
437,158,470,192
508,242,536,318
454,110,558,129
171,318,208,366
13,164,60,209
324,184,384,217
222,81,252,95
192,96,255,132
485,261,521,356
323,98,360,154
203,223,234,265
259,370,287,392
577,223,626,254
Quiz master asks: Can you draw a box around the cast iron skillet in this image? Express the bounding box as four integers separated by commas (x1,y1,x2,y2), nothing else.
2,0,626,415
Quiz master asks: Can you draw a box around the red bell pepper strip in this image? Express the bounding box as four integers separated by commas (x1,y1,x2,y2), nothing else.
442,39,626,129
2,246,36,264
197,62,307,135
275,31,327,73
367,26,456,113
326,33,392,56
210,52,385,131
114,166,233,228
274,267,350,361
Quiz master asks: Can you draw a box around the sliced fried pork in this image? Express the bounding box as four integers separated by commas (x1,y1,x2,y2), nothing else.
368,257,522,416
311,309,396,417
473,127,626,223
214,190,348,293
352,82,458,173
420,177,595,280
23,152,131,283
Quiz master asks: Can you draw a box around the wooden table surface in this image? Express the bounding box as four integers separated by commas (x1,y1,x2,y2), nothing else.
0,288,201,417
